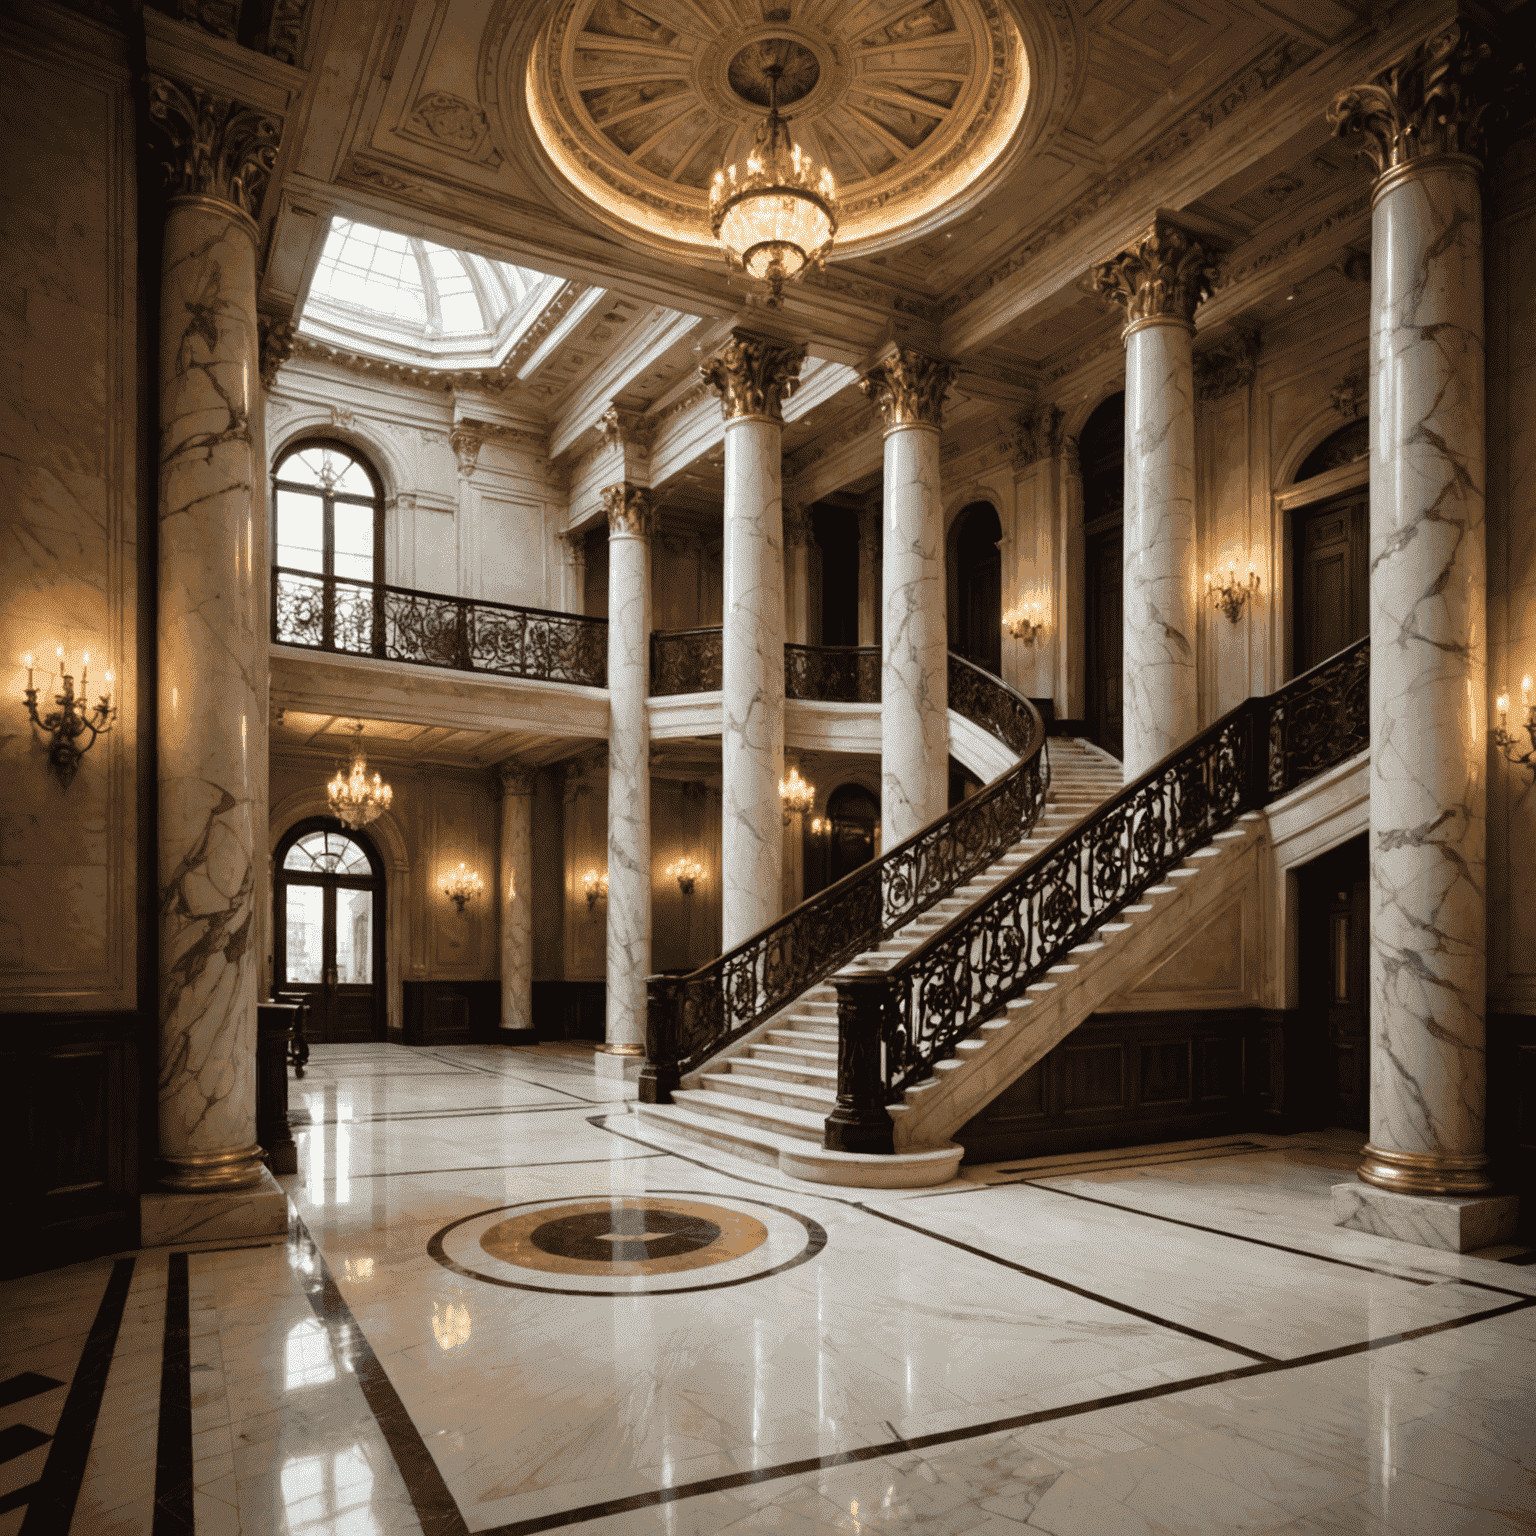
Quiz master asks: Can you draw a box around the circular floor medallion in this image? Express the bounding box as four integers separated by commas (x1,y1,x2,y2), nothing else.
428,1191,825,1296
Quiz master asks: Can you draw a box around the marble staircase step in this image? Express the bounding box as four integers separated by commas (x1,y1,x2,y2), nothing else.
749,1041,838,1071
701,1070,835,1114
669,1086,826,1142
733,1052,838,1089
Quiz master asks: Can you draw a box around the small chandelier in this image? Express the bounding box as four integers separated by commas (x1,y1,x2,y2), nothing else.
710,58,838,306
583,868,608,911
779,764,815,823
1207,563,1261,624
1003,600,1045,645
1494,676,1536,779
665,857,704,895
328,722,393,829
21,648,115,787
441,863,483,913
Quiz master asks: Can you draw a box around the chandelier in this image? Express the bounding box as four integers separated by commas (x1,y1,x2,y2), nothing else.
710,57,838,306
779,764,815,823
328,722,394,829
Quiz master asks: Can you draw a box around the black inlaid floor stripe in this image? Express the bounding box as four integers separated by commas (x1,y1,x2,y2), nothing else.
152,1250,192,1535
1501,1248,1536,1265
19,1255,134,1536
0,1424,52,1463
333,1152,670,1181
293,1103,585,1127
0,1374,64,1411
1,1485,40,1515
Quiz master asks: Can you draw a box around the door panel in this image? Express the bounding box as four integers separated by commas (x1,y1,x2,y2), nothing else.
1295,493,1368,675
277,859,380,1044
285,884,325,985
1086,530,1123,759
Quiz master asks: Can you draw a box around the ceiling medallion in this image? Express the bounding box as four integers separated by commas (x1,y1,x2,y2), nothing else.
710,47,838,306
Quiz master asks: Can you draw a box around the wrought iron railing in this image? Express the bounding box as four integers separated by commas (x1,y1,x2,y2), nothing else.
271,567,608,686
786,644,880,703
650,628,723,695
822,636,1371,1153
641,655,1049,1101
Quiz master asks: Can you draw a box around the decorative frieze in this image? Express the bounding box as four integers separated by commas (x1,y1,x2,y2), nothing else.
602,483,654,538
1194,323,1261,404
701,332,807,423
147,75,282,222
859,347,958,431
1091,219,1219,331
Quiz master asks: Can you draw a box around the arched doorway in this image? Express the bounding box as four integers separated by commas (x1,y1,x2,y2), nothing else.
1081,394,1125,758
1290,420,1369,676
274,818,385,1042
949,502,1002,676
803,782,880,899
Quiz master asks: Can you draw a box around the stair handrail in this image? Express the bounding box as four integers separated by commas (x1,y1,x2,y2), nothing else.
641,654,1050,1102
822,635,1371,1152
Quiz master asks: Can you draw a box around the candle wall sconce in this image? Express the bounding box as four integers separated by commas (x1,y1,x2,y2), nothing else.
1207,564,1261,624
441,863,483,913
1003,600,1045,644
21,648,115,787
809,815,831,837
583,868,608,911
1494,677,1536,779
779,765,815,825
665,857,704,895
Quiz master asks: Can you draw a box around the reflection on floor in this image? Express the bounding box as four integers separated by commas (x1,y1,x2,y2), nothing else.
3,1041,1534,1535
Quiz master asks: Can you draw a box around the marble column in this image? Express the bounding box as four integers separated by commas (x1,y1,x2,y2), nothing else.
856,500,881,648
602,485,653,1055
497,761,535,1033
558,528,587,614
783,500,813,645
1091,219,1217,778
860,348,958,845
702,332,806,948
1328,25,1507,1220
149,78,280,1194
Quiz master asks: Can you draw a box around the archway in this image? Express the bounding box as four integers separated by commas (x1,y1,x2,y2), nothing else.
1080,394,1125,757
1290,419,1368,676
274,818,386,1043
949,502,1002,676
803,782,880,899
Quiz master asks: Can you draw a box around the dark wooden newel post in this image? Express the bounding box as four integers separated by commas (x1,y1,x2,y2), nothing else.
824,969,895,1154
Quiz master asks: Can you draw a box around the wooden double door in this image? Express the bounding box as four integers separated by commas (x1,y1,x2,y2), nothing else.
1296,834,1369,1130
1293,489,1368,674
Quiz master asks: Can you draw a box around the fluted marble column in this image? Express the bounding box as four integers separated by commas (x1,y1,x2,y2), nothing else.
497,761,535,1033
603,485,653,1054
861,348,958,845
1330,24,1500,1209
150,79,279,1193
702,332,806,947
1092,220,1217,777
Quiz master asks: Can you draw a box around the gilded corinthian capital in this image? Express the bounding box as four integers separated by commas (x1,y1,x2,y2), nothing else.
147,75,282,221
1327,21,1501,178
1091,219,1218,331
700,331,807,423
602,483,654,537
858,347,958,430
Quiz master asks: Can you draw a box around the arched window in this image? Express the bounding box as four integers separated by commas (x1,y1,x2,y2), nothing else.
272,440,383,587
803,781,880,899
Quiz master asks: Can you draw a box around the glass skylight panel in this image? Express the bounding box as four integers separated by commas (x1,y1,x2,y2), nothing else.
312,219,425,323
425,244,483,333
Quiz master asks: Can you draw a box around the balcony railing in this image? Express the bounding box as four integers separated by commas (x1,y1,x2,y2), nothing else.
649,628,882,704
271,567,608,687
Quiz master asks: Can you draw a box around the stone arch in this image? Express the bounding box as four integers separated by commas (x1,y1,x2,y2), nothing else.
268,412,408,504
1273,408,1367,492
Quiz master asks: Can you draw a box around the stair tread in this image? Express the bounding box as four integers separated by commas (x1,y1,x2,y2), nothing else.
673,1088,828,1132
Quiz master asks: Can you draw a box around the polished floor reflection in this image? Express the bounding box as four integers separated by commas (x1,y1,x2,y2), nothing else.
3,1041,1534,1535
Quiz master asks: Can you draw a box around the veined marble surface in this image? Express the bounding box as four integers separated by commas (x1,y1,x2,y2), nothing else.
156,199,264,1189
499,769,534,1033
7,1052,1532,1536
607,525,652,1049
1122,318,1199,780
882,424,949,845
721,417,786,948
1367,159,1489,1181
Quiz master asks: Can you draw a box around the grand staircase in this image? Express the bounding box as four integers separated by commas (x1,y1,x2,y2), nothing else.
637,739,1124,1168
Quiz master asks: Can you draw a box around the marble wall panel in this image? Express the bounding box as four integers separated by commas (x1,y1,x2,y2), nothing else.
650,778,723,974
430,782,494,975
1197,388,1254,722
562,766,607,980
0,18,138,1010
530,770,564,982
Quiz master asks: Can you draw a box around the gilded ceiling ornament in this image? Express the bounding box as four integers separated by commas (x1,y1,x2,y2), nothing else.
1327,22,1502,178
859,348,958,431
701,332,807,424
258,314,298,389
602,483,655,538
1090,219,1219,331
147,75,282,221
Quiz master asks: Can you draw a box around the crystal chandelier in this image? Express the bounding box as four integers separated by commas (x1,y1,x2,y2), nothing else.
710,57,838,306
779,764,815,823
328,722,393,829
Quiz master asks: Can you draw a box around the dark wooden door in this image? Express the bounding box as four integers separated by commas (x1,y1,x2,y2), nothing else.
1086,525,1123,759
1294,491,1368,674
1296,834,1369,1131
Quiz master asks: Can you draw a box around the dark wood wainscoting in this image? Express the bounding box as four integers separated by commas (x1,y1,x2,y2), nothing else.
1,1011,141,1276
1489,1013,1536,1241
954,1009,1297,1164
531,981,607,1042
402,981,501,1046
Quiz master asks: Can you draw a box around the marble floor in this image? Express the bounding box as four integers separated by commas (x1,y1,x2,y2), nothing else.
3,1042,1534,1536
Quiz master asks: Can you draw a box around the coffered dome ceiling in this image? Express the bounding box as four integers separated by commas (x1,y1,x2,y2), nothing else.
515,0,1032,261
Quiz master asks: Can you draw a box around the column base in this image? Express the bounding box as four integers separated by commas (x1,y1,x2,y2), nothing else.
140,1166,289,1248
1331,1181,1519,1253
594,1044,645,1083
1356,1142,1495,1197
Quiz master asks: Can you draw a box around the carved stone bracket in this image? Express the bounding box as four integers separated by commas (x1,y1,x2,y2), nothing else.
258,314,298,390
1194,323,1261,404
497,760,538,797
783,503,813,549
701,332,808,423
1328,21,1502,179
450,426,483,479
859,347,958,431
1011,403,1064,469
558,529,588,571
1090,218,1219,331
147,74,282,222
1331,362,1368,420
603,483,654,538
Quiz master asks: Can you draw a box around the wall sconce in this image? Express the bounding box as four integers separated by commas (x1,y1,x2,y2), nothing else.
1207,564,1261,624
665,857,704,895
1003,600,1045,644
1494,677,1536,778
583,868,608,911
809,815,831,837
441,862,483,913
779,765,815,824
21,648,115,787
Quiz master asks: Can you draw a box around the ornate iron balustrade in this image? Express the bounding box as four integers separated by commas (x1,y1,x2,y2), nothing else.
642,656,1049,1101
824,637,1372,1154
272,567,608,686
785,644,880,703
650,627,724,695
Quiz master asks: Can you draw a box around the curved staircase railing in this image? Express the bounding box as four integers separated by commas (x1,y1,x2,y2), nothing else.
641,655,1050,1101
822,636,1370,1153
